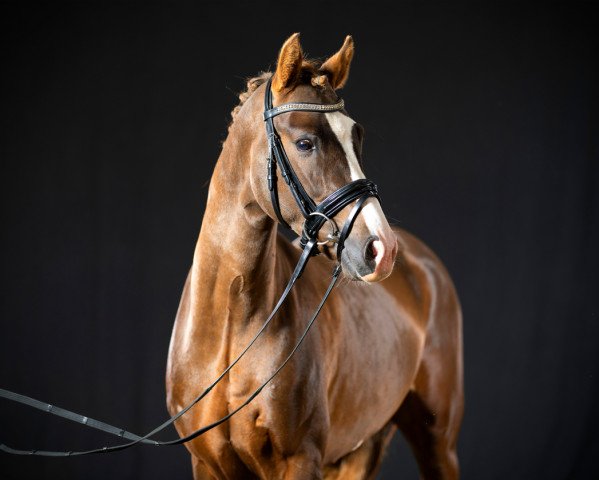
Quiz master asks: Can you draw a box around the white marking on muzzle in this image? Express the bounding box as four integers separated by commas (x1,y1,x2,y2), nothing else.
324,112,387,237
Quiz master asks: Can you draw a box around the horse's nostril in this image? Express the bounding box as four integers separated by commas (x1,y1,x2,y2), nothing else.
363,236,379,267
365,242,375,262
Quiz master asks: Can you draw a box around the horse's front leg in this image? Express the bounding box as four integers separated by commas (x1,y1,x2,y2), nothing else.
283,450,324,480
226,398,328,480
262,417,328,479
191,455,217,480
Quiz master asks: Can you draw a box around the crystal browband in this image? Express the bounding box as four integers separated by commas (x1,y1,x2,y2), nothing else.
263,99,345,120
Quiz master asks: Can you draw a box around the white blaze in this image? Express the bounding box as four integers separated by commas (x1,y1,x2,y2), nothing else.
324,111,387,237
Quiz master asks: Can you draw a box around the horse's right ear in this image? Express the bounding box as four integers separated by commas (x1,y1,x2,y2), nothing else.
272,33,304,93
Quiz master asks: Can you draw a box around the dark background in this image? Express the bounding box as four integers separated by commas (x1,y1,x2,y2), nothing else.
1,2,597,479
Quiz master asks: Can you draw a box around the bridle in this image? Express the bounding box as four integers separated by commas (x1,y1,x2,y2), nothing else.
0,76,381,457
264,77,379,258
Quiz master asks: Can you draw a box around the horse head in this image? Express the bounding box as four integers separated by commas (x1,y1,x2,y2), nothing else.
231,33,398,282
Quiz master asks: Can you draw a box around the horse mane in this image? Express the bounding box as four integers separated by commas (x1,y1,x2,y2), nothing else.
230,72,272,120
230,60,324,122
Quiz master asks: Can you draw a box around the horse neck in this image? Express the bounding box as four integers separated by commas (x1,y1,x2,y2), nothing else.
189,129,279,326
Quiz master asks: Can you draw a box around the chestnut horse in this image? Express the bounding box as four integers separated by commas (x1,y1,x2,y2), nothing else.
166,34,463,479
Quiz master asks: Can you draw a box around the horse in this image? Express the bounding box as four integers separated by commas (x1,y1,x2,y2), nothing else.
165,33,463,480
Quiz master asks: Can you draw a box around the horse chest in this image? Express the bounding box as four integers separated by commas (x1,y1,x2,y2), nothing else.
320,283,425,461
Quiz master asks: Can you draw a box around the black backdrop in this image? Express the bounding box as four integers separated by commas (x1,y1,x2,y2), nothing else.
1,2,597,479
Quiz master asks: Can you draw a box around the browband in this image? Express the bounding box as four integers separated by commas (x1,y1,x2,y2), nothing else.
264,98,345,120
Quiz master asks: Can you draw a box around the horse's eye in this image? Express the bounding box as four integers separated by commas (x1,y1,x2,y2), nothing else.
295,139,314,152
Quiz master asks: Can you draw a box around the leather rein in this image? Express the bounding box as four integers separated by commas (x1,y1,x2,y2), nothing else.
0,77,380,457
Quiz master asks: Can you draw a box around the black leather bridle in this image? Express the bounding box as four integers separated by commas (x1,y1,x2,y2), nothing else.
0,76,382,457
264,77,379,259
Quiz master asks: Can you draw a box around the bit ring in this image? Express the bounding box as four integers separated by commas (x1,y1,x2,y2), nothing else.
303,212,340,246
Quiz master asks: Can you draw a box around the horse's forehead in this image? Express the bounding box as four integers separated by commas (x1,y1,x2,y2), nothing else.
285,109,354,133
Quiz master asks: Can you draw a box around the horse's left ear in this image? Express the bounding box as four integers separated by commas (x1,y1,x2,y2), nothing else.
319,35,355,90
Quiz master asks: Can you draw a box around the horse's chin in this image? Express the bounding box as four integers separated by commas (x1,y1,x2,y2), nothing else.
338,262,373,284
341,258,394,284
359,269,393,283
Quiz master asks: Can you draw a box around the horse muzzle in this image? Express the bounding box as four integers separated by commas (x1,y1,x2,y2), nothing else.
341,229,398,283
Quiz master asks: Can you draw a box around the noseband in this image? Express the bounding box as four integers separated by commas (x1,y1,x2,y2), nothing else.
0,76,383,457
263,77,380,260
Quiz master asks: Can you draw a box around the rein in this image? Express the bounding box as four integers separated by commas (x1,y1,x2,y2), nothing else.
0,77,380,457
